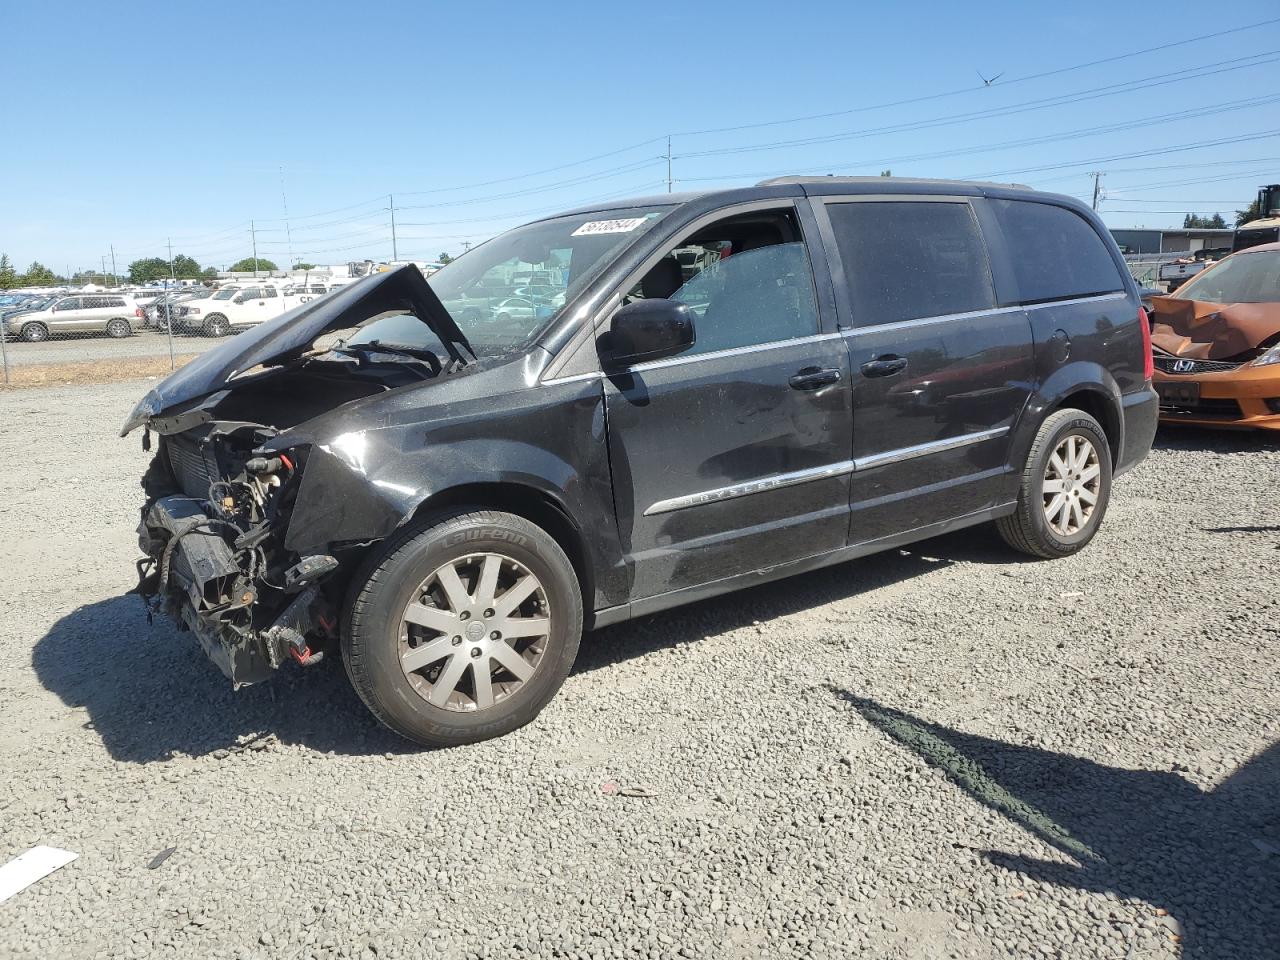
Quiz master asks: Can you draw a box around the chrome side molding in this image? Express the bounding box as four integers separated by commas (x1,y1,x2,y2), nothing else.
642,426,1009,516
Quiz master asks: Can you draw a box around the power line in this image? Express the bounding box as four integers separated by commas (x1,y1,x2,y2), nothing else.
674,51,1280,161
678,98,1280,185
669,15,1280,138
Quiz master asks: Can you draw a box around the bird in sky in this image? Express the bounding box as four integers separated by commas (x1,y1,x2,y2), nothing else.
976,69,1005,87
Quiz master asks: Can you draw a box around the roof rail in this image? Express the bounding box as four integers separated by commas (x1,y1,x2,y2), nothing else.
756,174,1033,190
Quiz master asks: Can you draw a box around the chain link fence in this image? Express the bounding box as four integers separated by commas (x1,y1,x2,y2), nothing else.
0,285,281,387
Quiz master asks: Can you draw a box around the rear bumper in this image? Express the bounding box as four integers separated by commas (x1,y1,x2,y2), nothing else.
1154,366,1280,431
1117,386,1158,477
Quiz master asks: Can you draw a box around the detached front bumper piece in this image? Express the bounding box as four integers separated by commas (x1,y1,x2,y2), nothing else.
138,494,333,688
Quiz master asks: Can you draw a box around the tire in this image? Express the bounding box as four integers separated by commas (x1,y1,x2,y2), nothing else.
203,314,229,337
495,312,511,324
106,318,132,338
20,322,48,343
344,509,583,748
996,408,1113,559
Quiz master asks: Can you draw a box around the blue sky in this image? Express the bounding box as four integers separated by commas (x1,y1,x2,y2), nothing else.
3,0,1279,273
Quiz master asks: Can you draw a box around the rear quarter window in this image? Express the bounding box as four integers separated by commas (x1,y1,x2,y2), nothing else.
825,200,996,325
990,199,1125,303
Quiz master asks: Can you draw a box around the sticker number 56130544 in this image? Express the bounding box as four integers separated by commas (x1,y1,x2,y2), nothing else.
570,218,649,237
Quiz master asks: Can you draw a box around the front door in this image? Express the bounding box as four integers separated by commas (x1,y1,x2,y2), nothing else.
601,205,853,601
816,197,1035,542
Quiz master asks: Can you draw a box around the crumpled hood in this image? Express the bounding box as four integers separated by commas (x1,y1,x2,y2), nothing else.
120,266,471,435
1148,296,1280,360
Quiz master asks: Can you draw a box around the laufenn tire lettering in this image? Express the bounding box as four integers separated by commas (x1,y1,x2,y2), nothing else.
444,528,530,547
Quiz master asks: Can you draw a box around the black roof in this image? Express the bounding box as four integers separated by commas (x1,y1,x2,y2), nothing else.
557,175,1060,220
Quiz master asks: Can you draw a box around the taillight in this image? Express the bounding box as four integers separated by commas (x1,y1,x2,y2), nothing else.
1138,306,1154,381
135,307,144,319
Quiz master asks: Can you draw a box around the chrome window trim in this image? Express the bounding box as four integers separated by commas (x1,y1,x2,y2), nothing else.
644,460,856,516
1023,292,1126,310
841,291,1128,335
641,425,1009,516
842,304,1023,336
628,331,844,374
854,426,1009,471
541,371,601,386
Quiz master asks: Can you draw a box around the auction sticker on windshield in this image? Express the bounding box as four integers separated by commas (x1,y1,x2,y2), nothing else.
571,218,649,236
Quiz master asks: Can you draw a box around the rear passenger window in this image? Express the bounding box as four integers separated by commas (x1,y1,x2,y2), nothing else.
990,199,1124,303
826,201,995,325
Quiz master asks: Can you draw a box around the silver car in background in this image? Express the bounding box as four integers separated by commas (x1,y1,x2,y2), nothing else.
3,294,141,342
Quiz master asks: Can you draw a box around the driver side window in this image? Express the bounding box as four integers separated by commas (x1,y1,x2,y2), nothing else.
628,209,819,357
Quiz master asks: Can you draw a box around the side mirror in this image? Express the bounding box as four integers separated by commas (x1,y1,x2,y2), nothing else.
602,298,695,367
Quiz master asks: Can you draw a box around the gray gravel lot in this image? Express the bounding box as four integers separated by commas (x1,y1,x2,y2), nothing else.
0,379,1276,960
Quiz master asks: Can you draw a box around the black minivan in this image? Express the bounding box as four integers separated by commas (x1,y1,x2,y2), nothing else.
124,177,1158,746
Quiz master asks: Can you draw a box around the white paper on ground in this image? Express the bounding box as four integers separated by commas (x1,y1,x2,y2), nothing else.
0,846,79,904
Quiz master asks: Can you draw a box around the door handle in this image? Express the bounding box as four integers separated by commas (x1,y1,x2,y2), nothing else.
789,366,841,390
861,355,908,378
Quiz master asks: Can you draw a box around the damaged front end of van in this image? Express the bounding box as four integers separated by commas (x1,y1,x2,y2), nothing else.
124,266,476,687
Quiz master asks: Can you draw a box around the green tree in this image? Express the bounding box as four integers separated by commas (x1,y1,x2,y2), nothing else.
21,262,57,285
228,257,277,273
172,255,203,279
201,266,219,281
0,254,16,289
292,262,316,271
438,252,453,265
1236,198,1262,226
1182,213,1228,229
879,169,892,177
128,257,170,284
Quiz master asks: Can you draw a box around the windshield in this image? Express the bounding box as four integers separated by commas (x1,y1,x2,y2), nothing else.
1174,249,1280,303
343,205,671,358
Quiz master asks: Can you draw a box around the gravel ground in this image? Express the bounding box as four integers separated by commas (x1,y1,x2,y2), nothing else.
0,329,216,367
0,379,1276,960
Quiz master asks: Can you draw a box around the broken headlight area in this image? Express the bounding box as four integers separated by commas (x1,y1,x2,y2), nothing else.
135,423,339,688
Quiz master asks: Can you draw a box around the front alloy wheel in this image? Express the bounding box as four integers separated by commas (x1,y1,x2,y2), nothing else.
344,509,582,747
399,553,551,711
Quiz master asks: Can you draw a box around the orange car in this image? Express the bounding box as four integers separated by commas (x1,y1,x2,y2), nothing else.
1149,241,1280,431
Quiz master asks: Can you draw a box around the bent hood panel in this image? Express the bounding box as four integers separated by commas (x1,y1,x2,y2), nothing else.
1148,296,1280,360
120,266,470,435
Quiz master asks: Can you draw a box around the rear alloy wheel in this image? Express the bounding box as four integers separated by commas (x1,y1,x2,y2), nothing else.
1041,434,1101,537
203,314,229,337
20,322,48,343
344,510,582,747
106,318,132,338
996,408,1112,559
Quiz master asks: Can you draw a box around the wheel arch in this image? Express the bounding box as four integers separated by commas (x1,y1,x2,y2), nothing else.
1017,364,1125,469
1046,386,1121,464
404,481,592,618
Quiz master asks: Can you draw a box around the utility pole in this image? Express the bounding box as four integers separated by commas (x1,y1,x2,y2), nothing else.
165,238,177,368
461,240,472,253
110,244,118,286
280,165,294,273
1091,171,1104,211
665,135,673,193
389,194,399,262
250,220,259,278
